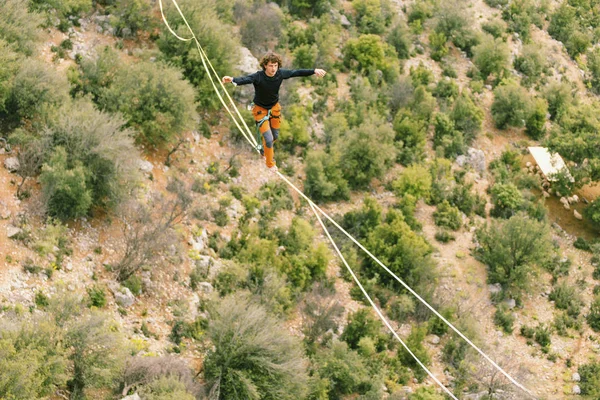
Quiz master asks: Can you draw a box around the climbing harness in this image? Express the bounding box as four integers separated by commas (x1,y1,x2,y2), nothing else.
251,103,271,155
159,2,537,398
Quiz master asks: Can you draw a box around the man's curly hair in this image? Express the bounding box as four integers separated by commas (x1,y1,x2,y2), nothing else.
260,52,282,70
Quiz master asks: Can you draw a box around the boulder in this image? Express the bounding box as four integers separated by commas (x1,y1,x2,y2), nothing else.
7,225,22,238
114,287,136,308
574,210,582,220
138,160,153,173
572,372,581,382
4,157,19,172
573,385,581,395
504,298,516,309
121,394,141,400
197,282,214,294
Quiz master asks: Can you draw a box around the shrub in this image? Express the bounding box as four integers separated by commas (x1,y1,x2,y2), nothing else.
109,0,154,38
398,325,430,381
450,92,484,141
339,118,396,189
578,361,600,397
587,47,600,94
203,296,309,399
494,305,514,333
138,376,195,400
157,0,239,108
543,81,573,122
588,295,600,331
341,308,381,349
525,98,548,140
341,197,383,240
534,324,551,348
435,230,455,243
491,80,532,129
490,182,523,218
393,110,427,165
514,45,547,87
387,22,411,59
482,19,507,39
343,34,395,77
549,281,582,317
0,0,44,56
392,163,432,201
353,0,391,35
472,36,510,81
304,149,350,202
433,113,464,158
240,3,283,55
429,31,448,61
87,285,107,308
433,78,459,101
475,214,552,290
98,61,198,148
585,198,600,232
388,294,416,323
433,200,462,230
69,46,121,102
40,147,92,220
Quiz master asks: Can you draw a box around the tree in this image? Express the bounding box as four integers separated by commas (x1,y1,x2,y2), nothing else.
578,361,600,396
343,34,391,73
473,36,510,81
40,147,93,220
109,0,154,38
398,325,430,380
304,149,350,202
393,110,427,165
99,61,198,148
69,46,121,102
543,81,573,122
585,198,600,232
302,283,344,345
364,214,434,289
203,296,309,400
475,214,552,290
157,0,239,108
392,164,432,201
433,200,462,230
240,3,283,56
353,0,391,34
450,92,484,141
0,40,20,115
514,44,547,87
491,80,532,129
433,113,464,158
490,182,523,218
525,98,548,140
0,0,43,56
387,22,411,59
338,118,396,189
587,46,600,94
341,197,383,240
341,308,381,349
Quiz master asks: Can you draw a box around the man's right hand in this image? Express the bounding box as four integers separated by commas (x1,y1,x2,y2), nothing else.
222,76,233,84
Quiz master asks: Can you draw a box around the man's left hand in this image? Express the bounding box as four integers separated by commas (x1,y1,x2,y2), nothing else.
314,69,326,78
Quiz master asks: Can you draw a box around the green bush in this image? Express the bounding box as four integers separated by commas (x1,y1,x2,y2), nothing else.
578,361,600,397
392,164,432,201
514,45,547,87
341,308,381,349
99,61,197,148
434,0,480,55
433,200,462,230
343,34,398,80
398,325,430,381
543,81,573,122
0,40,20,115
549,281,582,317
339,118,396,188
203,296,309,399
87,285,107,308
40,147,92,220
0,0,44,56
587,47,600,94
491,80,532,129
109,0,154,38
157,0,239,108
493,305,514,333
433,78,458,100
472,36,510,81
429,31,448,61
481,19,507,39
393,110,427,165
341,197,383,240
534,324,551,348
588,295,600,331
490,182,523,218
123,275,143,296
353,0,391,34
30,0,92,30
585,198,600,232
387,22,412,59
525,98,548,140
304,149,350,202
450,92,483,142
475,214,552,290
435,230,455,243
138,376,195,400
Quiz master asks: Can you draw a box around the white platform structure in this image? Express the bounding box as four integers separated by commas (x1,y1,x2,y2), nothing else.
528,146,574,182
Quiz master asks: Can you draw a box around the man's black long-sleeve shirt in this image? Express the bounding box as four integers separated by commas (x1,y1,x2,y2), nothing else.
233,69,315,108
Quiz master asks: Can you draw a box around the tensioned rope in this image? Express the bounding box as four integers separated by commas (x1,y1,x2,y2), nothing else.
308,201,458,399
158,2,536,398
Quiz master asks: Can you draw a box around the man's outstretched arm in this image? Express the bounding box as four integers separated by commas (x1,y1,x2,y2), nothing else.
222,72,258,85
281,69,327,79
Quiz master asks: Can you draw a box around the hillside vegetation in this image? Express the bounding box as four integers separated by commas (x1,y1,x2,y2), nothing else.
1,0,600,399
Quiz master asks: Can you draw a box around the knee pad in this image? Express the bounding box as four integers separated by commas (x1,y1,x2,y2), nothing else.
263,130,274,148
272,128,279,141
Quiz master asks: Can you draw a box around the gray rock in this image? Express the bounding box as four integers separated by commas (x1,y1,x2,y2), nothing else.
572,372,581,382
138,160,153,173
340,14,351,27
121,394,141,400
236,47,260,75
573,384,581,394
467,148,486,173
7,225,22,238
4,157,19,172
504,298,516,309
574,210,582,220
488,283,502,294
429,335,441,345
197,282,213,294
114,287,136,308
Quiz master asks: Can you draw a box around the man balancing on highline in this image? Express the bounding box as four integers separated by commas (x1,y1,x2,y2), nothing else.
222,52,326,172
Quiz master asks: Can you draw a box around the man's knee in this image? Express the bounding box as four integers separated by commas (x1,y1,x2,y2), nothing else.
263,130,274,148
272,128,279,142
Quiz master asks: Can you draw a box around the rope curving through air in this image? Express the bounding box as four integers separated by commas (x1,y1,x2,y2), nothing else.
158,1,537,398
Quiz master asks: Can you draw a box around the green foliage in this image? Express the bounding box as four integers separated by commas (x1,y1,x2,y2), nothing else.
491,80,532,129
0,40,20,114
284,0,334,18
87,285,107,308
472,36,510,81
341,308,381,349
304,149,350,202
409,386,446,399
481,19,507,39
433,113,464,158
7,59,69,127
588,295,600,331
433,200,462,231
69,46,120,102
109,0,154,38
203,296,309,400
364,214,433,289
434,0,480,55
514,45,547,87
429,31,448,61
398,325,430,380
387,22,412,59
353,0,391,35
409,85,436,122
30,0,92,29
387,294,416,323
525,98,548,140
493,305,514,333
0,0,43,56
578,361,600,396
40,147,92,220
501,0,542,41
99,61,197,148
343,34,398,80
450,92,484,142
393,164,432,201
393,110,427,165
338,118,396,189
157,0,239,108
433,78,459,101
533,324,551,348
123,275,143,296
475,214,552,290
409,62,434,87
313,340,373,398
138,376,196,400
585,198,600,231
587,46,600,94
548,3,591,58
294,44,318,69
341,197,383,240
240,4,284,57
490,182,523,218
278,104,311,150
549,281,582,317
